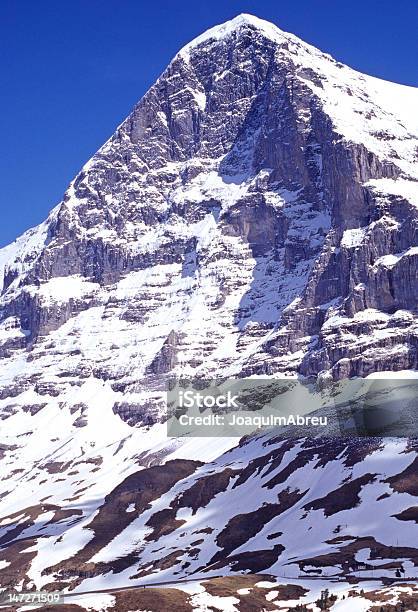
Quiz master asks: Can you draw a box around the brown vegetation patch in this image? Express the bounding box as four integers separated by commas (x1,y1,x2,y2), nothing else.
22,403,48,415
0,538,38,590
232,441,296,488
47,508,83,525
41,462,71,474
190,538,204,546
339,438,383,468
262,448,317,489
176,468,238,514
214,488,305,561
193,526,213,535
145,466,237,541
293,438,383,471
132,550,185,579
45,459,202,581
74,457,103,467
393,506,418,523
303,473,377,516
267,531,283,540
202,575,308,611
145,508,186,541
0,504,63,546
299,535,418,573
385,456,418,496
226,545,284,573
112,587,191,612
207,545,284,573
367,583,418,611
40,587,192,612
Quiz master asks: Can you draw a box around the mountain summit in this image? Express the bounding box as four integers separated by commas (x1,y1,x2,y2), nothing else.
0,15,416,607
1,13,417,383
179,13,298,52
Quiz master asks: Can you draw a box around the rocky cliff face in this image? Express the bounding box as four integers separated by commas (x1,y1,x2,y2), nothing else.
1,16,417,396
0,13,417,603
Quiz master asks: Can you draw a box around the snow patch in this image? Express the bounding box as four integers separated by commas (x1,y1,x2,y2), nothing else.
341,228,367,248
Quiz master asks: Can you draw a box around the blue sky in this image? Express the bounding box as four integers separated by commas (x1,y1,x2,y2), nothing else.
1,0,417,247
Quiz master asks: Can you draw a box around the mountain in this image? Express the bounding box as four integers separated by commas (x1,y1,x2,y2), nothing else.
0,13,417,610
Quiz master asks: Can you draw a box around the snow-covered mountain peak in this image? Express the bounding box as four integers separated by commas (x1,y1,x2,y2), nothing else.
179,13,289,52
0,16,417,602
178,12,329,66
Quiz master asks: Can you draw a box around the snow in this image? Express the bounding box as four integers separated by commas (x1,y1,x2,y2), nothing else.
179,14,418,184
26,275,99,305
190,590,240,612
367,74,418,135
341,228,367,248
62,593,115,611
355,548,371,563
156,110,168,127
331,597,371,611
0,205,59,295
179,13,331,64
0,225,46,294
366,369,418,379
180,14,418,191
374,253,402,268
323,308,389,330
180,14,287,59
171,170,249,213
0,241,19,294
0,317,28,342
193,89,207,111
367,178,418,207
374,246,418,268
